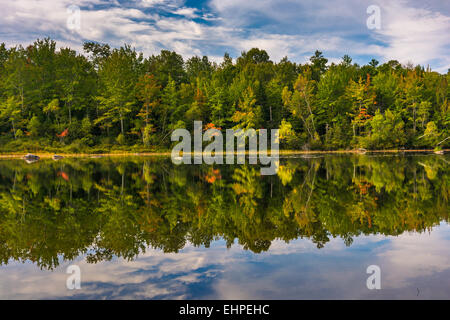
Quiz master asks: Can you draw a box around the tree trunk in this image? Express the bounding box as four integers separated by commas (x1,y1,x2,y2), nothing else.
305,97,316,133
121,171,125,196
11,119,16,140
20,87,24,111
120,110,124,135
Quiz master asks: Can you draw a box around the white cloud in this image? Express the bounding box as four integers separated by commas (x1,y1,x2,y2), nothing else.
374,0,450,73
172,7,199,19
0,0,448,71
208,0,449,70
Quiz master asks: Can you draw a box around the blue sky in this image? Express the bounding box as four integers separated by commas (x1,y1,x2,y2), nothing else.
1,0,449,72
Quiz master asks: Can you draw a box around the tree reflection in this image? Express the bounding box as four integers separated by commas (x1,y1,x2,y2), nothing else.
0,154,448,269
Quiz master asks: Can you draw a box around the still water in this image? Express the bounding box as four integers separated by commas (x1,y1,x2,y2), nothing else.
0,154,448,299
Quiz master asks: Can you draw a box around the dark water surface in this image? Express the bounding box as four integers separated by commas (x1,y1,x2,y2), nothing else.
0,154,448,299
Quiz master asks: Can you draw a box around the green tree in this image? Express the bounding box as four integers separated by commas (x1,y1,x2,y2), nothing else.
96,46,141,138
231,86,263,129
136,74,160,125
309,50,328,82
282,69,318,142
27,115,41,137
0,96,21,139
345,75,376,139
361,109,406,149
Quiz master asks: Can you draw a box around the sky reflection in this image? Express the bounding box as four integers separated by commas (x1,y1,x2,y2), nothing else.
1,223,449,300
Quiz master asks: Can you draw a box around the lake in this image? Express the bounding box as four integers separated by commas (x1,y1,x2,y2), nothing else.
0,153,448,299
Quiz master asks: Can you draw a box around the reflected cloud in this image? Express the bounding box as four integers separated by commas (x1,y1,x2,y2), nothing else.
2,227,450,299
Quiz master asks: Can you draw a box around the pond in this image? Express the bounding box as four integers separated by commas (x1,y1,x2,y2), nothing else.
0,153,448,299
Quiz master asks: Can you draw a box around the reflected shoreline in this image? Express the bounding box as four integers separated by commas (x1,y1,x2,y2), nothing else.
0,154,448,270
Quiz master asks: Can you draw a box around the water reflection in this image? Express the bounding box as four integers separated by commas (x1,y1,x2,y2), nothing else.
0,154,448,299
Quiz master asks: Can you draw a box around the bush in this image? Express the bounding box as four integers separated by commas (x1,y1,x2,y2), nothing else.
116,133,126,145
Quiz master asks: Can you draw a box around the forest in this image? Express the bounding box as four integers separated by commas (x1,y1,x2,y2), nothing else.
0,38,448,153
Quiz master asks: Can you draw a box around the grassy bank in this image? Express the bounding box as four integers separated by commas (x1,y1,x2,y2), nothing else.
1,149,447,160
1,138,447,157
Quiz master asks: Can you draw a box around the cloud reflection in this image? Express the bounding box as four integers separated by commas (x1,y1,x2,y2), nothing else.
1,224,450,299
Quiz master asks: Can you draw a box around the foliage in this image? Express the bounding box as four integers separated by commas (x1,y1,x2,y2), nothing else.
0,38,448,152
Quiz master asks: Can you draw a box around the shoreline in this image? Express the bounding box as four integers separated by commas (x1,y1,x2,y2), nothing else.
0,149,447,159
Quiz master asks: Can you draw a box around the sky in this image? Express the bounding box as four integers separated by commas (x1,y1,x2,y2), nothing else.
0,0,449,72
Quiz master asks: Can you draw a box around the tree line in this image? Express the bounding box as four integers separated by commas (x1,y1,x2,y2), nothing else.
0,38,448,152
